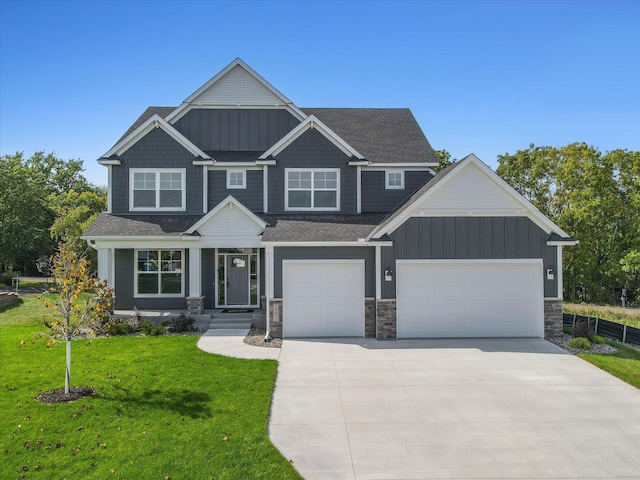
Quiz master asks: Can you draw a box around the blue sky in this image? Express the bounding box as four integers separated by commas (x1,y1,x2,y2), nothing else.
1,0,638,186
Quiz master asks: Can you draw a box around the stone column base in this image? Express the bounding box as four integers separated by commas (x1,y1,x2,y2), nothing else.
544,299,563,338
365,299,376,338
269,299,283,338
186,296,204,315
376,299,397,340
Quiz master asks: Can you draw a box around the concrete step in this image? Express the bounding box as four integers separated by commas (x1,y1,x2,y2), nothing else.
209,320,252,330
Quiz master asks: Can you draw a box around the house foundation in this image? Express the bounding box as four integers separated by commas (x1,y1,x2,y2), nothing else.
544,299,563,338
376,299,397,340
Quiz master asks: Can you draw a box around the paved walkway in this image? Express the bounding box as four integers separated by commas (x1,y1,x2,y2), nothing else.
196,329,281,360
269,337,640,480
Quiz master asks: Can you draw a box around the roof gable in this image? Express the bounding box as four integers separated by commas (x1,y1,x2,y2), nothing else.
368,154,572,239
259,114,364,160
186,195,266,238
100,114,211,162
165,58,306,124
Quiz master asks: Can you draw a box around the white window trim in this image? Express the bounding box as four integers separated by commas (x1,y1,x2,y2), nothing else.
129,168,186,211
226,169,246,189
134,249,185,298
285,168,340,212
385,170,405,189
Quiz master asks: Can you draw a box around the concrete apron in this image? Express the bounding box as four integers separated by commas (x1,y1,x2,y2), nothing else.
269,337,640,480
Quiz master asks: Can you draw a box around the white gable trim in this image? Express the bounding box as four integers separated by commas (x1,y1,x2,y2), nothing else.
185,195,267,235
259,114,365,160
101,114,211,160
368,154,572,240
165,58,306,124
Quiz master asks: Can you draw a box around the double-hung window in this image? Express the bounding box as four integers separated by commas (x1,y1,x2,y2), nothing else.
136,250,183,296
385,171,404,189
285,168,340,211
130,169,186,210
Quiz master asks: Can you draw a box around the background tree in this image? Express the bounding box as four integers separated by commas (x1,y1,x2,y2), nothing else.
497,143,639,305
0,152,106,275
434,149,455,172
38,241,113,394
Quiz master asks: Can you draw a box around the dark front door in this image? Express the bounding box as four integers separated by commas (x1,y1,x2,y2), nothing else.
226,255,249,305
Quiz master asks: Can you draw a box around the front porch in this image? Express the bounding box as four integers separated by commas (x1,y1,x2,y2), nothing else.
112,308,266,331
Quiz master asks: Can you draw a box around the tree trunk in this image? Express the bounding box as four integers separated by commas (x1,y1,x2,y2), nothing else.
65,339,71,394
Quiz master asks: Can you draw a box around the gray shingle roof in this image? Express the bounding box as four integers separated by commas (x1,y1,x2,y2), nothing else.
110,107,438,166
301,108,439,164
83,212,203,237
261,214,386,242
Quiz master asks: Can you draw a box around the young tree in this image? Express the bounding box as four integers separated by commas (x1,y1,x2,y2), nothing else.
38,241,113,394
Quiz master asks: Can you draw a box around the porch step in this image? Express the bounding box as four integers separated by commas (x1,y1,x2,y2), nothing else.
209,311,254,330
208,319,252,330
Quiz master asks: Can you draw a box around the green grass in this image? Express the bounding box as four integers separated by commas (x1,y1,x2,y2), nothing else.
0,298,301,479
578,341,640,389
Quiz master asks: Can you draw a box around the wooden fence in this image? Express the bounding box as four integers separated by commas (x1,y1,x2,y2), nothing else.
563,313,640,347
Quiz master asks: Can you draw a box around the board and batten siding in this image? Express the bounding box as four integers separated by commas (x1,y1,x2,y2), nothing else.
268,128,357,214
208,170,264,212
273,246,375,298
361,170,433,212
114,249,189,310
381,217,557,299
173,109,300,152
111,128,203,215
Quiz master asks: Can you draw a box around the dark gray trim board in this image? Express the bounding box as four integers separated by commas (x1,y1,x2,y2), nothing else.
381,217,558,299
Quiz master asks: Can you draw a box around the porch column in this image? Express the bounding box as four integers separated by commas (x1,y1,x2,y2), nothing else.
97,248,113,288
187,248,203,314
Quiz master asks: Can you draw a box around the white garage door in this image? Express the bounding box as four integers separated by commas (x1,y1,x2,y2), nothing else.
282,260,365,338
397,260,543,338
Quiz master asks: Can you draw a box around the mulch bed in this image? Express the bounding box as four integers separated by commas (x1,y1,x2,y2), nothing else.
34,386,95,404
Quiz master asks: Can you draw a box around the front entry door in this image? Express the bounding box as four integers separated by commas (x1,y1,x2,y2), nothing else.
226,255,249,305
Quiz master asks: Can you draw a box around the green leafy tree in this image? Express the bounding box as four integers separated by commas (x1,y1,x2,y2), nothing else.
434,149,455,172
38,241,113,394
497,143,640,304
50,190,106,240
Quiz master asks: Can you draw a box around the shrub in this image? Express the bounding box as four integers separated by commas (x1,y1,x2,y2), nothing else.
572,321,593,341
129,306,144,329
568,337,592,350
140,320,164,336
592,335,606,345
168,312,196,333
104,318,137,336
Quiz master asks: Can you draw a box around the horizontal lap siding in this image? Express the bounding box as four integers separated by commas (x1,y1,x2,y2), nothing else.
361,171,433,212
268,129,356,214
382,217,557,299
111,128,203,215
273,247,375,298
208,170,264,212
173,109,299,151
114,249,188,310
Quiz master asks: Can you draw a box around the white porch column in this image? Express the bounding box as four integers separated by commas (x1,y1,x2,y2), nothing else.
557,245,563,300
97,248,111,286
188,248,202,297
265,244,271,332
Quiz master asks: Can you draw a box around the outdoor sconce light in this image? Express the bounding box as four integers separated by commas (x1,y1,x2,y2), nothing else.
546,267,555,280
385,267,393,282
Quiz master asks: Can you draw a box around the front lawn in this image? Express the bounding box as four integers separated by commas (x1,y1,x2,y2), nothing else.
0,298,300,479
578,341,640,389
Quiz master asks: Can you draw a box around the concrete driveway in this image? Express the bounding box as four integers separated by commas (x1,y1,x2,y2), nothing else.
269,338,640,479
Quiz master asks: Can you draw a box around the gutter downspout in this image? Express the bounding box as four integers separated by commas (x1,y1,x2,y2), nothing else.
264,244,272,342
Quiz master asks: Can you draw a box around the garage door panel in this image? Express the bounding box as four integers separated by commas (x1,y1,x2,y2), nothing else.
283,261,364,338
397,262,542,338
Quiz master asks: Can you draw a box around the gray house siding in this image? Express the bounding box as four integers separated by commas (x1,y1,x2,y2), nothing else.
173,109,300,151
111,128,203,215
273,246,375,298
114,249,189,310
208,170,264,212
268,129,357,214
381,217,557,299
201,249,216,309
361,170,433,212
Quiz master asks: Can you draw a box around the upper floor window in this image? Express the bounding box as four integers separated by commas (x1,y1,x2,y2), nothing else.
385,171,404,189
227,170,246,189
130,169,186,211
285,168,340,211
